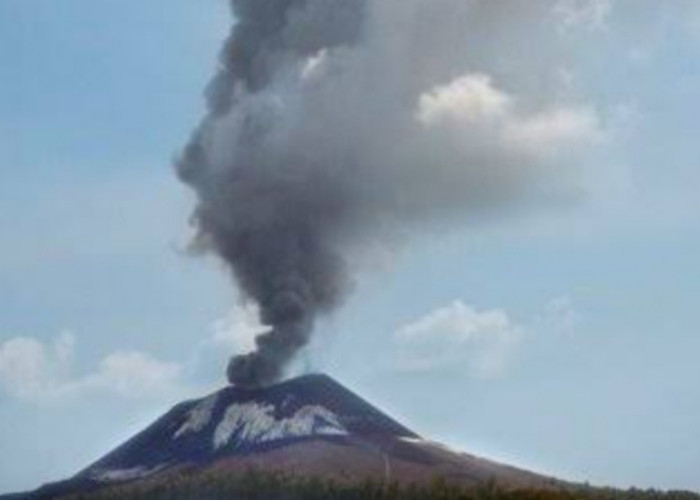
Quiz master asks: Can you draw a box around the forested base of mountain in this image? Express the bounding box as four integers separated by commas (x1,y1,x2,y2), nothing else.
59,469,700,500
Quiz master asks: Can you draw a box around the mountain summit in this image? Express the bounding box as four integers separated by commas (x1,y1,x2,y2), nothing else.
9,374,560,498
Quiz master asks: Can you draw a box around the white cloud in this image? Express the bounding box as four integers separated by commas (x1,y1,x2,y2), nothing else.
414,74,604,187
416,74,511,126
417,73,602,152
394,301,523,379
505,106,602,155
0,332,74,400
0,333,183,403
88,352,182,397
210,304,266,355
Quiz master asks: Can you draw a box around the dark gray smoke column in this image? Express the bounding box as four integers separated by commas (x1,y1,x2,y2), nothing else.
177,0,366,387
177,0,600,387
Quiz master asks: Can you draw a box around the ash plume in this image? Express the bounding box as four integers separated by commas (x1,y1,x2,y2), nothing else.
178,0,603,387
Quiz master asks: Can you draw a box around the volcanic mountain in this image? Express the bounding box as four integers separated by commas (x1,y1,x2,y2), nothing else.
7,374,563,499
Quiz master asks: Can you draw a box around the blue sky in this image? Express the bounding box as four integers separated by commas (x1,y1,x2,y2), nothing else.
1,0,700,494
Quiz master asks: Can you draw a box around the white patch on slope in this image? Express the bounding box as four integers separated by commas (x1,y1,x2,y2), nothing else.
401,436,457,452
400,437,478,459
91,464,167,483
174,393,218,439
213,402,347,450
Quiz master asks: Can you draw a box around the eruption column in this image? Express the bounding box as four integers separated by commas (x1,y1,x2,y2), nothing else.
178,0,599,387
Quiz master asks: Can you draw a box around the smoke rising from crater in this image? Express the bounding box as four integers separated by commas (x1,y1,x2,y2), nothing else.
178,0,603,387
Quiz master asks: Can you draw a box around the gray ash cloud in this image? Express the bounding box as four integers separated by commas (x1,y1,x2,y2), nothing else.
178,0,601,387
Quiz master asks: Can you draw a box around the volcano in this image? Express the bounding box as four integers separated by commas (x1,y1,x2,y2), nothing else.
7,374,563,499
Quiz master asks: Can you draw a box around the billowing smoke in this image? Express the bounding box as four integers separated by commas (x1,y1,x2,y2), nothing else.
178,0,602,387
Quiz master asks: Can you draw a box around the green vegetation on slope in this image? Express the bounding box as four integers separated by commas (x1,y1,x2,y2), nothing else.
60,469,700,500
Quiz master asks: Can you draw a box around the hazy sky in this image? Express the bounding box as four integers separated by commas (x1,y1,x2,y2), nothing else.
1,0,700,494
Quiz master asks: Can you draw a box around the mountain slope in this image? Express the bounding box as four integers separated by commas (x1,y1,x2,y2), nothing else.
7,374,563,499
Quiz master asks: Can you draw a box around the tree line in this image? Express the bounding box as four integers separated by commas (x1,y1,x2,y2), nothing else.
60,468,700,500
